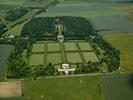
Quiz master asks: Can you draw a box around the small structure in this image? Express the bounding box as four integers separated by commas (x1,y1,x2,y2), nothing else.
58,64,75,75
57,35,64,42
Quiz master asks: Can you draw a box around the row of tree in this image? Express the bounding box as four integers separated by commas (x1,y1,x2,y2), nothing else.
92,36,120,72
0,23,7,36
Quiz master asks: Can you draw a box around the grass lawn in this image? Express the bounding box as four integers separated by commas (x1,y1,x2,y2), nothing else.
22,75,103,100
48,43,60,52
78,42,93,51
5,21,28,36
67,52,82,63
83,52,99,63
29,54,44,66
64,42,77,51
47,53,62,65
32,44,45,53
103,33,133,73
101,73,133,100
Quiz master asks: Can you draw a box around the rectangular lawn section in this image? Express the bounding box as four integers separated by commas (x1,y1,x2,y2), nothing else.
22,75,103,100
78,42,93,51
32,44,45,53
29,54,44,66
64,42,77,51
48,43,60,52
83,52,99,63
47,53,62,65
67,52,82,63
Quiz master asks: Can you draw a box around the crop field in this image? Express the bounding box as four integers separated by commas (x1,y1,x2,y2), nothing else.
36,0,131,18
48,43,60,52
90,16,133,34
83,52,99,63
0,0,24,6
0,81,21,98
29,54,44,66
103,33,133,73
67,52,82,63
32,43,45,53
79,42,93,51
29,41,99,66
22,75,103,100
0,45,14,80
64,42,77,51
101,73,133,100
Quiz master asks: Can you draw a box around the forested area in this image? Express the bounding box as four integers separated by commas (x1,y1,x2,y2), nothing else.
92,36,120,72
5,7,28,21
21,16,95,38
0,23,7,36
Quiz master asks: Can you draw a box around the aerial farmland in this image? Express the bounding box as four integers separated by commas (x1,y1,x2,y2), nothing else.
0,0,133,100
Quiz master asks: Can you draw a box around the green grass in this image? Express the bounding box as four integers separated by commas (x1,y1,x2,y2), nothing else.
47,53,62,65
66,52,82,63
78,42,93,51
0,97,27,100
103,33,133,73
101,73,133,100
5,21,28,36
48,43,60,52
22,75,103,100
83,52,99,63
29,54,44,66
64,42,77,51
32,43,45,53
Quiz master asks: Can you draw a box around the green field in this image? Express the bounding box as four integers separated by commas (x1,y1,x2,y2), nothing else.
48,43,60,52
103,33,133,73
101,73,133,100
83,52,99,63
29,54,44,66
67,52,82,63
47,53,62,65
32,43,45,53
29,41,99,66
5,21,28,36
0,45,14,80
22,75,103,100
64,42,77,51
79,42,93,51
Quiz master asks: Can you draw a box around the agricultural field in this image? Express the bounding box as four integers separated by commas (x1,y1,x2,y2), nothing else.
90,16,133,34
0,45,14,80
22,75,103,100
29,41,99,66
103,33,133,73
0,0,24,6
101,73,133,100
